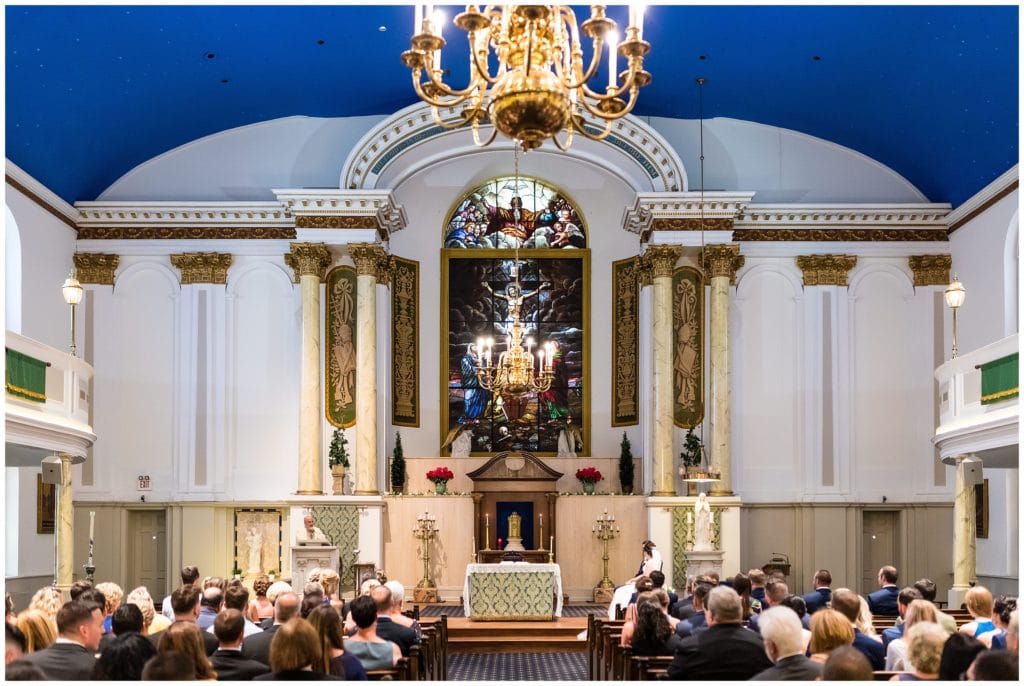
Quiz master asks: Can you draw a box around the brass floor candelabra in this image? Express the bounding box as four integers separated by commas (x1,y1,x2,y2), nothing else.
594,509,619,590
412,510,439,603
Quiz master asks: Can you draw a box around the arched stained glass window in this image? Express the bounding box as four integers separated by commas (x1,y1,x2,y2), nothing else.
443,176,586,249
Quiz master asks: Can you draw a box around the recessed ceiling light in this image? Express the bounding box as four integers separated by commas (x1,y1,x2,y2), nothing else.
206,53,216,59
379,25,387,32
698,54,707,61
220,79,229,84
812,55,822,61
317,39,325,45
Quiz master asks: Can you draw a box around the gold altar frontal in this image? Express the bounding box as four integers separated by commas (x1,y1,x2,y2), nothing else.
463,562,564,621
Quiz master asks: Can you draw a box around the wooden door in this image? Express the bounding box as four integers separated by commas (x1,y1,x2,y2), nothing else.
128,509,167,597
862,510,898,593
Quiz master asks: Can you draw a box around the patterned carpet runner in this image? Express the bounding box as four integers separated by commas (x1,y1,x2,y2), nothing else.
418,603,605,618
448,651,587,680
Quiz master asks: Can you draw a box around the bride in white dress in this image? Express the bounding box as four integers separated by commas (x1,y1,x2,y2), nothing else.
608,540,663,619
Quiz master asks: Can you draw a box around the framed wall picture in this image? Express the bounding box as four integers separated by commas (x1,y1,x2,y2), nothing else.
975,479,989,539
234,508,283,577
36,474,55,534
353,562,377,593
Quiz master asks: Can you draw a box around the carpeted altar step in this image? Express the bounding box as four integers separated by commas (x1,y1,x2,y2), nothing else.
446,617,589,654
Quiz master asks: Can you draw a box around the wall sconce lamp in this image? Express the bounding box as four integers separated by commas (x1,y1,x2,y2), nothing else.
944,274,966,358
61,273,84,357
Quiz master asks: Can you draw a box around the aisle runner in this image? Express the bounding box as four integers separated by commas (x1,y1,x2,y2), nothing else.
418,604,605,618
449,652,587,681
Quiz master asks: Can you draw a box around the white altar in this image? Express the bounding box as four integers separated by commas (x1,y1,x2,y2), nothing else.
291,544,339,592
463,562,563,620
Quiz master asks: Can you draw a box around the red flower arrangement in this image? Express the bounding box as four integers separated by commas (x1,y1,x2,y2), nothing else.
426,466,455,485
575,467,604,484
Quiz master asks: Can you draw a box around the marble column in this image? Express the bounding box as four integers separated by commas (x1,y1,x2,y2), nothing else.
646,245,682,496
55,453,75,599
288,243,332,495
349,244,388,495
948,454,978,608
703,244,744,496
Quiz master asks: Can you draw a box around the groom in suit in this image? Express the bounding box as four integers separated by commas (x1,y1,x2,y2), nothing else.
21,600,104,680
867,566,900,616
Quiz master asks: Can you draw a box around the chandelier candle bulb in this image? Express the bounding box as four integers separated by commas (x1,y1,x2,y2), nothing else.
415,4,423,34
608,32,619,88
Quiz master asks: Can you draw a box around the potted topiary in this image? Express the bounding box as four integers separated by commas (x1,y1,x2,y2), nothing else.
390,431,407,494
329,427,350,495
231,565,242,580
618,432,635,494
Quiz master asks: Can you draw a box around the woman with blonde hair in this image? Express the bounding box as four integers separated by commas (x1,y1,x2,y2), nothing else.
157,621,217,680
855,594,881,641
319,569,344,613
886,599,939,670
808,608,856,664
126,586,171,636
248,575,275,624
15,609,56,653
95,582,123,633
890,622,946,681
26,587,61,628
959,585,999,646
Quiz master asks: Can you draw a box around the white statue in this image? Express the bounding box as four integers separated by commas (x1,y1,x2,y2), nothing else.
693,492,713,552
451,430,473,459
246,526,263,572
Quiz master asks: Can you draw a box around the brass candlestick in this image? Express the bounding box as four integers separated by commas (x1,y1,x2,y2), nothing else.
413,511,437,590
593,509,619,590
483,513,491,551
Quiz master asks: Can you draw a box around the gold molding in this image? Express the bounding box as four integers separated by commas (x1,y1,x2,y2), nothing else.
286,243,332,282
733,228,948,242
702,244,744,283
612,257,640,426
645,245,682,279
651,218,734,232
76,226,296,240
296,215,379,229
796,255,858,286
73,253,119,285
673,266,704,428
169,253,233,284
325,266,358,428
348,243,388,278
907,255,952,286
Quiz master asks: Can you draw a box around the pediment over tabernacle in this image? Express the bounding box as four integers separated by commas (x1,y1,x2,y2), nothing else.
466,452,563,483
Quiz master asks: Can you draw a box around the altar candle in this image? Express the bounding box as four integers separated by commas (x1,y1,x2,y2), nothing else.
550,535,554,550
485,513,489,527
539,513,543,527
89,511,95,541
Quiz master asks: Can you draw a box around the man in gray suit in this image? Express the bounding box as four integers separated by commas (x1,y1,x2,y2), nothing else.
751,606,823,680
21,600,104,680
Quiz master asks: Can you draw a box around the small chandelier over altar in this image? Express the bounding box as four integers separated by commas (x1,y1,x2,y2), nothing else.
474,293,555,396
401,4,651,151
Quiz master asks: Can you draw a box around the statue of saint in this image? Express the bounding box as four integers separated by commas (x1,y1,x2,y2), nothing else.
693,493,713,552
246,526,263,572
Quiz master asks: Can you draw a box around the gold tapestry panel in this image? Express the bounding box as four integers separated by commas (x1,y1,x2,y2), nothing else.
391,256,419,427
612,257,639,426
673,267,704,428
326,266,357,428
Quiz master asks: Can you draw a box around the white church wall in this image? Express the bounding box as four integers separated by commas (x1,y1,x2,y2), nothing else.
732,260,804,499
5,204,23,333
6,467,52,577
646,117,927,203
4,183,77,350
976,467,1019,595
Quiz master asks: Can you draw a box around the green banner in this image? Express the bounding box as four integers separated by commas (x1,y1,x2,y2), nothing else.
6,348,47,402
980,353,1018,404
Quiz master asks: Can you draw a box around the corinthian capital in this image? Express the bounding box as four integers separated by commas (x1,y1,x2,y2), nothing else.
702,244,744,282
796,255,858,286
170,253,233,284
348,243,389,278
908,254,952,286
286,243,332,282
644,245,682,279
73,253,120,285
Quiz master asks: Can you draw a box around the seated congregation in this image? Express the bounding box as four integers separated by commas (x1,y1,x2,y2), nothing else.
4,565,448,681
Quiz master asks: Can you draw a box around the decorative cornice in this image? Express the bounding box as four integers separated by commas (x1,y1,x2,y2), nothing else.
286,243,332,282
77,226,297,240
944,165,1019,233
170,253,233,284
734,228,948,242
623,192,757,239
795,255,858,286
75,201,292,227
735,203,951,227
73,253,119,285
295,215,379,229
651,218,734,232
702,244,744,283
6,159,80,229
348,243,389,279
644,245,682,279
273,190,407,237
908,254,953,286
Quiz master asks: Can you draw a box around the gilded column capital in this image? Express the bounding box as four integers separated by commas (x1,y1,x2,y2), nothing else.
286,242,332,282
73,253,119,285
796,254,858,286
644,245,682,279
169,252,233,284
348,243,389,278
702,244,744,283
908,254,952,286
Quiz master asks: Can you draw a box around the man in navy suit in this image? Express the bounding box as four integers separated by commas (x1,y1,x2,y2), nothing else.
881,587,923,648
210,609,270,680
21,600,104,680
675,583,712,638
833,588,885,670
802,569,833,615
867,566,900,616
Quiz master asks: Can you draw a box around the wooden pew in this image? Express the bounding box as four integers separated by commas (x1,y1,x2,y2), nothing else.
874,671,904,681
632,655,674,680
366,656,412,681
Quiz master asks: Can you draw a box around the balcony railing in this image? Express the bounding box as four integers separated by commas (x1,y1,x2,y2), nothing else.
934,334,1018,462
5,331,96,456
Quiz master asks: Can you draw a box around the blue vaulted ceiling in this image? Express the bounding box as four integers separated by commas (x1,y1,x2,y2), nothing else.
4,4,1018,206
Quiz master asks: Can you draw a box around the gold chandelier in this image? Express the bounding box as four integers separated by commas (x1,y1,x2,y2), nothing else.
401,4,651,150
